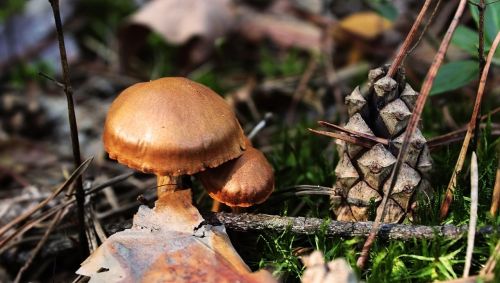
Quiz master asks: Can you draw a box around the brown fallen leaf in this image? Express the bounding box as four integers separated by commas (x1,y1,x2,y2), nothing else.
236,7,322,53
119,0,235,71
124,0,235,45
77,190,276,283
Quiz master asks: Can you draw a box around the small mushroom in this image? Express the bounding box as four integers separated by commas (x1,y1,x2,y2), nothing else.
103,77,246,215
198,146,274,207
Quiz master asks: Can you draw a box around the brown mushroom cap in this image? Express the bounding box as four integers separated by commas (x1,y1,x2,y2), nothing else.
198,146,274,207
103,77,246,176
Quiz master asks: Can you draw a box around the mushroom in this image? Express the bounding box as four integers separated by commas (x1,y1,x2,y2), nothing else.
103,77,246,217
81,77,278,282
197,145,274,208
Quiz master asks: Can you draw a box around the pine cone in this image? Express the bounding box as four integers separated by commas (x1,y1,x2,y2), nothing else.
332,66,433,223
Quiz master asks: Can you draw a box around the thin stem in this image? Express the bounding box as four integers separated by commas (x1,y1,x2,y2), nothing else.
463,152,478,277
386,0,434,78
318,121,390,145
308,128,377,148
440,31,500,219
14,208,65,283
490,161,500,216
407,0,442,55
156,175,181,201
471,0,486,151
48,0,87,257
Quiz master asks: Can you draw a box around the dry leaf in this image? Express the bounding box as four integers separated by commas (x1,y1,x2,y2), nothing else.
337,11,393,40
119,0,323,70
124,0,235,45
237,7,322,53
77,190,275,283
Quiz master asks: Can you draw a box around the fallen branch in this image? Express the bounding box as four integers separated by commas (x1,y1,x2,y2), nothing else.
4,212,497,265
0,157,92,239
48,0,87,257
203,213,494,240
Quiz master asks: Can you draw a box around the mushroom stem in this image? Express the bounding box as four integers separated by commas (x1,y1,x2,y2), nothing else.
157,175,181,200
155,175,203,226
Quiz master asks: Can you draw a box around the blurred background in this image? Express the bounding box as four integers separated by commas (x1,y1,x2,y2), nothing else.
0,0,499,282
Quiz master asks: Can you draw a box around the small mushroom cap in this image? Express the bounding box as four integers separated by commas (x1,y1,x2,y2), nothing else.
103,77,246,176
198,146,274,207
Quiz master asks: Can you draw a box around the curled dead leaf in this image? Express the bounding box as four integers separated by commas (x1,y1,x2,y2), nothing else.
77,190,276,283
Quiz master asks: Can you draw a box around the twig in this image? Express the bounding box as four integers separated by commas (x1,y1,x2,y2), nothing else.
0,171,133,252
84,171,134,196
38,72,64,88
5,213,498,264
407,0,443,55
14,207,66,283
481,240,500,275
428,122,500,149
322,20,347,123
490,160,500,216
386,0,434,77
0,202,69,252
286,55,318,124
248,112,273,140
440,31,500,219
201,213,495,240
463,152,478,277
308,128,376,148
471,0,487,151
436,274,494,283
317,121,390,145
358,0,469,270
0,157,92,238
275,185,336,194
48,0,87,257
